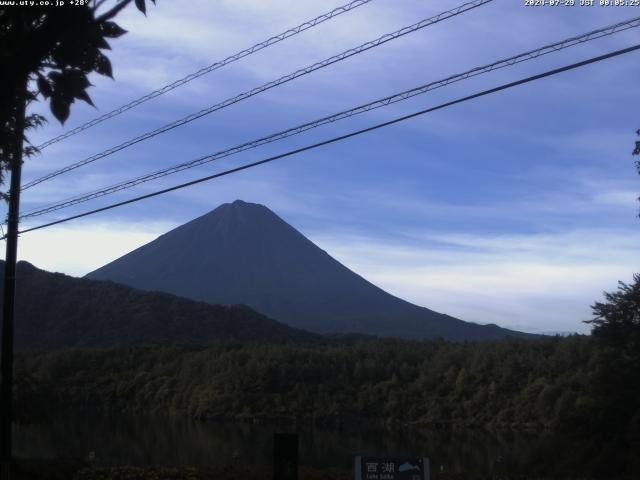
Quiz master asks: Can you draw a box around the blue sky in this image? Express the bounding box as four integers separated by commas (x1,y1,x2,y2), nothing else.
9,0,640,333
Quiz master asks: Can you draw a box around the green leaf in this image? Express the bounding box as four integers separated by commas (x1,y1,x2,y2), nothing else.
24,114,47,130
101,21,127,39
36,74,52,99
96,36,111,50
24,146,40,159
76,90,95,107
95,52,113,78
135,0,146,14
50,69,92,108
51,96,70,124
47,71,62,82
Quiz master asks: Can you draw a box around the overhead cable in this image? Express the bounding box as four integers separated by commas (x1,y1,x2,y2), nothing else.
34,0,377,150
23,0,494,190
20,16,640,219
13,43,640,238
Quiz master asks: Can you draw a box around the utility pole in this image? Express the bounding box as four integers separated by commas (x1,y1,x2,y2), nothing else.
0,79,27,480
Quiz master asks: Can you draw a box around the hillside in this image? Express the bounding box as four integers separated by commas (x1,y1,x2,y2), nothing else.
0,261,319,350
14,335,605,430
87,200,529,341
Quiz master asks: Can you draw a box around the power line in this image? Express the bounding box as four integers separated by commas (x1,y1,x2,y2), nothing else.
23,0,494,191
20,16,640,219
34,0,376,151
13,43,640,239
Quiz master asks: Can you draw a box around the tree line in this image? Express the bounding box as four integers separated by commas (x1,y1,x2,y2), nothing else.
12,334,634,436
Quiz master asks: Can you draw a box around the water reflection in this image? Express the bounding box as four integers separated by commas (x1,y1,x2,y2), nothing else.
13,412,632,478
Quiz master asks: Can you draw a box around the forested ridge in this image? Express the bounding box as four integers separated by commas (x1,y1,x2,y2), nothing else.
0,261,319,349
11,273,640,478
9,267,640,443
15,335,637,438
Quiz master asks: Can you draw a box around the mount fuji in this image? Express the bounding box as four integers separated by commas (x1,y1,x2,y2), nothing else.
87,200,529,340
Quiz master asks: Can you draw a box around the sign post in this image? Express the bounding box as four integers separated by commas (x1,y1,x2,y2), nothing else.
355,456,430,480
274,433,298,480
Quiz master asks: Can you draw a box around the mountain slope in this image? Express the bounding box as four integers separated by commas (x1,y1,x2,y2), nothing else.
87,200,528,341
1,261,319,350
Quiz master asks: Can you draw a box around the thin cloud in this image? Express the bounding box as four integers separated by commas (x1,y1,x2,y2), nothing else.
309,228,640,333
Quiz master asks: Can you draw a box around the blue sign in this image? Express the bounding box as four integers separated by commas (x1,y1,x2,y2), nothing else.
355,456,430,480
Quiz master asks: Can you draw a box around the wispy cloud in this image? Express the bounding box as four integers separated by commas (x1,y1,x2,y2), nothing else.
308,227,640,333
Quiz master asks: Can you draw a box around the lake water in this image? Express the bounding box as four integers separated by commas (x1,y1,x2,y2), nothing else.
13,412,629,478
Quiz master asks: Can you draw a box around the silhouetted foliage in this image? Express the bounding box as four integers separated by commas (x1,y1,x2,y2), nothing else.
635,129,640,214
0,0,154,188
586,275,640,436
589,274,640,344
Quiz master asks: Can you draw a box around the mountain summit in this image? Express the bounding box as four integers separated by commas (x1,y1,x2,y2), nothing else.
87,200,526,340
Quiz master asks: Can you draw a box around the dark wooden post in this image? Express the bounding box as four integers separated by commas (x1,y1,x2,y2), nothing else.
273,433,298,480
0,77,27,480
